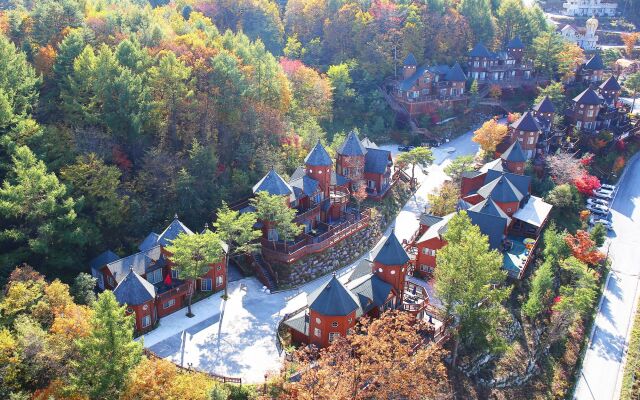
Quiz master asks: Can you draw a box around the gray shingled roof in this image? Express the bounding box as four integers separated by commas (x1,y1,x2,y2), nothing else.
346,260,373,283
469,197,511,223
445,62,466,82
510,111,541,132
113,269,156,306
404,53,418,66
584,53,604,70
599,75,621,91
156,217,194,247
304,141,333,166
533,96,555,113
399,65,429,91
573,87,603,105
364,148,392,174
467,208,507,250
290,175,319,199
361,137,378,149
374,230,410,266
477,175,524,203
90,250,120,272
252,169,294,196
485,169,530,196
507,36,524,49
290,166,306,181
107,246,162,283
469,43,493,58
350,275,393,315
283,311,309,335
420,214,444,227
338,131,367,156
139,233,160,252
330,171,349,186
501,141,527,163
308,275,359,316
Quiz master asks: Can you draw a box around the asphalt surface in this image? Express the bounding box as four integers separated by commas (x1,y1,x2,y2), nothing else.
575,155,640,400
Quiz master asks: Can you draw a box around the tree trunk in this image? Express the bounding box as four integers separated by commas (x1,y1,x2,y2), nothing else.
451,337,460,367
187,289,194,317
224,251,230,298
411,164,416,187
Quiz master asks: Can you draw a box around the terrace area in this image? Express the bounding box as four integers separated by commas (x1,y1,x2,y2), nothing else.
502,235,539,279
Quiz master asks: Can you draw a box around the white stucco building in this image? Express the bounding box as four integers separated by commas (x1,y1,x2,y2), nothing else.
560,16,599,51
562,0,617,17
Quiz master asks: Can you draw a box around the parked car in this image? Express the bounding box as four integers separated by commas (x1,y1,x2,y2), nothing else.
590,217,613,230
600,184,616,191
422,139,442,147
398,145,415,152
594,189,614,200
587,198,609,207
586,203,610,215
445,147,456,153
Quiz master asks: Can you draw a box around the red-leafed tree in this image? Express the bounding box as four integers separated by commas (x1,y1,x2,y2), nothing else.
573,174,601,196
565,230,605,266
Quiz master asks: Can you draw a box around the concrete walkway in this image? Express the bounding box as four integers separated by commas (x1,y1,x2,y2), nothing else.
574,155,640,400
141,129,480,383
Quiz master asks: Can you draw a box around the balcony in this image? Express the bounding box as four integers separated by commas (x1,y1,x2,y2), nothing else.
156,279,191,302
261,210,372,264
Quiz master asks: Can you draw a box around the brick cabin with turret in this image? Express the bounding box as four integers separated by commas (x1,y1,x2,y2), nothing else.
466,38,534,85
412,141,552,280
283,231,432,348
391,53,467,116
90,217,227,333
248,135,402,266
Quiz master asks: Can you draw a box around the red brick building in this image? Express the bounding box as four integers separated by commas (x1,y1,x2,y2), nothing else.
90,217,227,333
250,136,397,265
283,232,431,348
413,145,552,280
391,53,467,116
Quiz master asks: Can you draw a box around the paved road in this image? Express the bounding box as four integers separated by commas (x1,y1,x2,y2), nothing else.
575,155,640,400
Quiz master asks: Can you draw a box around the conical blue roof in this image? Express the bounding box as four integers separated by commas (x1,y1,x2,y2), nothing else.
599,75,621,91
501,141,527,163
533,96,555,113
477,175,524,203
445,63,466,82
470,43,493,58
157,216,194,246
584,53,604,70
573,87,603,105
374,230,410,266
308,275,359,316
337,131,367,156
252,169,294,196
507,36,524,49
304,141,333,166
510,111,541,132
403,53,417,66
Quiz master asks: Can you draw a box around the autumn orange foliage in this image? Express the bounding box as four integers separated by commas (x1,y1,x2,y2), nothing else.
565,230,605,266
472,117,508,154
621,32,640,57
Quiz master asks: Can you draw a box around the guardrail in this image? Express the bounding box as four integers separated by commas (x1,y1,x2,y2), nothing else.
262,210,372,264
143,348,242,384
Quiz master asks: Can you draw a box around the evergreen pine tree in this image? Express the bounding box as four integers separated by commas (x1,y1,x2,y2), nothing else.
71,291,142,399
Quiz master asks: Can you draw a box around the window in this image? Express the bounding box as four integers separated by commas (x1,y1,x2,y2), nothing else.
587,110,594,117
201,278,212,291
216,276,223,287
367,180,376,189
216,265,222,271
390,270,396,275
332,322,338,328
142,315,151,328
147,269,163,285
108,276,115,287
329,332,340,343
163,299,175,309
348,318,352,324
528,137,535,145
171,269,179,279
314,328,321,337
422,248,436,256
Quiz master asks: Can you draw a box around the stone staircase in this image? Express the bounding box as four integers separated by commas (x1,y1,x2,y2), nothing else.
252,253,277,290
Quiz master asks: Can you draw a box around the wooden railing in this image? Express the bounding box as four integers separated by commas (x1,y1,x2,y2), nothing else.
143,348,242,384
157,281,192,302
262,210,372,264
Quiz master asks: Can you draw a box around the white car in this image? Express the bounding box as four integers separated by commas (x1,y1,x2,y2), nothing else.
445,147,456,153
600,184,616,191
587,203,610,215
594,189,613,200
587,198,609,207
591,218,613,230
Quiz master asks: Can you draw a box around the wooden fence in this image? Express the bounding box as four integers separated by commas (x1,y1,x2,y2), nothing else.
143,348,242,384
